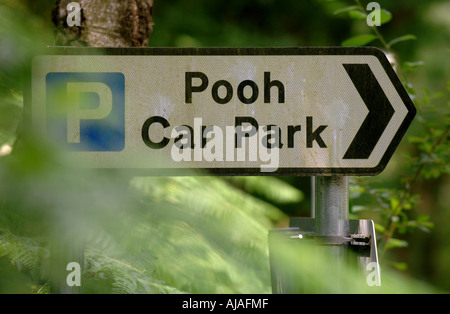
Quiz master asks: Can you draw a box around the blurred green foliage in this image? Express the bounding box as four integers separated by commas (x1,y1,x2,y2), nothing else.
332,0,449,291
0,0,449,293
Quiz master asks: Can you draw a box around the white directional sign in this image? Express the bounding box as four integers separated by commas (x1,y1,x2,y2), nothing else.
29,47,415,175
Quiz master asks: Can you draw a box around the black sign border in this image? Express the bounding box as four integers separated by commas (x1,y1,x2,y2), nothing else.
28,47,416,176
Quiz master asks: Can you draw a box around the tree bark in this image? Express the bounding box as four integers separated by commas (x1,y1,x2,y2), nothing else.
52,0,154,47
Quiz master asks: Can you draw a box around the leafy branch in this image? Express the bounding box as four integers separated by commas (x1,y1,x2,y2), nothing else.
335,0,416,50
338,0,450,269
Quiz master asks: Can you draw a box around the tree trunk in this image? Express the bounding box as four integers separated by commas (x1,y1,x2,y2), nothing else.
52,0,154,47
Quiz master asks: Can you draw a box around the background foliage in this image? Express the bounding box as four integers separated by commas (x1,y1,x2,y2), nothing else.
0,0,448,293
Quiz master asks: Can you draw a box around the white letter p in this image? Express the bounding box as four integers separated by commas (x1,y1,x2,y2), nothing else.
66,82,113,144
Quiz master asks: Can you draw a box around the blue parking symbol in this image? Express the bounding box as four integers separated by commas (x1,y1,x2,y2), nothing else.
46,73,125,151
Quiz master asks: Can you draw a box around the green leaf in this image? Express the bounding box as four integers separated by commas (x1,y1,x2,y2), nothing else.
386,238,409,249
379,9,392,25
348,10,366,19
351,205,367,213
374,223,386,234
388,34,417,47
431,92,444,99
392,262,408,271
408,136,425,144
228,176,303,204
333,5,358,15
417,215,434,230
402,201,412,210
349,184,365,198
366,9,392,26
417,214,430,222
390,197,400,210
341,34,377,47
403,60,424,71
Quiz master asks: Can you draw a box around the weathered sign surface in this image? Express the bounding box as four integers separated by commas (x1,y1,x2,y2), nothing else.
29,47,415,175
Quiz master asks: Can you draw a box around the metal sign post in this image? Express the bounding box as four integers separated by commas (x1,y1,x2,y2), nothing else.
28,47,413,293
314,176,350,292
315,176,349,242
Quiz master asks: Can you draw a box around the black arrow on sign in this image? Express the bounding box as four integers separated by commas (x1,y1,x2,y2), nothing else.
342,63,395,159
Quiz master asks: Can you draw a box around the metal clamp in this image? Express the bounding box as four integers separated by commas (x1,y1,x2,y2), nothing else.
289,233,371,247
350,234,371,246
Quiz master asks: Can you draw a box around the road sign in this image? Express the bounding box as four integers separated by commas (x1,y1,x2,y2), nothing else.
29,47,415,175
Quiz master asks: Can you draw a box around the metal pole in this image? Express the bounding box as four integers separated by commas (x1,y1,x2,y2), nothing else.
314,176,349,290
311,176,315,218
315,176,349,237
